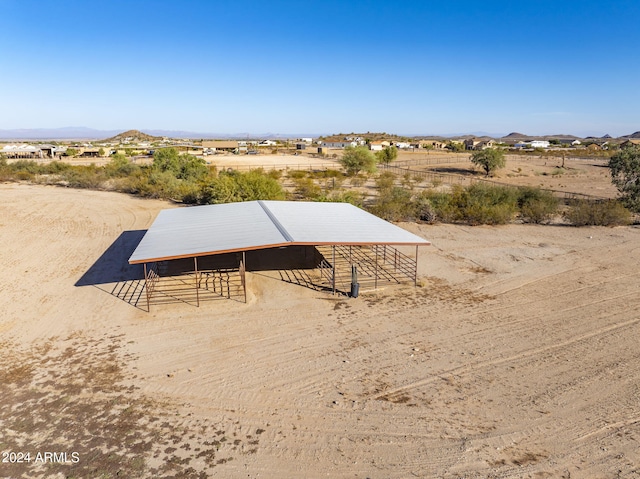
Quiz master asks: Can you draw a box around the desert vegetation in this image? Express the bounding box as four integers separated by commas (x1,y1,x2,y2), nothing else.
0,148,634,227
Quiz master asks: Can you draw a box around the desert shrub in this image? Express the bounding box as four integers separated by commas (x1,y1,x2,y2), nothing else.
459,183,519,225
15,170,35,181
60,165,105,189
517,187,559,224
7,160,42,175
420,189,458,223
64,148,79,157
401,172,418,190
176,181,204,204
201,169,285,204
288,170,307,180
104,154,140,178
375,171,396,191
40,161,72,174
317,189,364,207
349,174,367,187
126,170,182,199
412,194,438,223
609,145,640,211
320,169,344,178
564,199,632,226
421,183,518,225
369,186,415,221
293,177,322,199
322,175,344,191
340,146,377,176
152,148,208,181
266,169,282,180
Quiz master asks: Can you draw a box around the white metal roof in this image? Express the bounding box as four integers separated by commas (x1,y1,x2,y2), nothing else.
129,200,430,264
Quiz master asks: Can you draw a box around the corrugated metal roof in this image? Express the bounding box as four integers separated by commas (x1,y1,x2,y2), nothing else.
129,200,430,264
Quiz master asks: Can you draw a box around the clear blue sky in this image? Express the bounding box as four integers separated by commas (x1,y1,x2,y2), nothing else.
1,0,638,137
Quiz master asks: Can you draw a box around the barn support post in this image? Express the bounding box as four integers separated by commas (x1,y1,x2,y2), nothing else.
194,257,200,307
374,245,378,290
414,245,419,286
144,263,150,312
242,251,247,303
332,245,336,295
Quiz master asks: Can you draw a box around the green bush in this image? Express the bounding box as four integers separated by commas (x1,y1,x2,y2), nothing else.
201,169,285,204
564,200,632,226
152,148,208,181
420,184,518,225
317,190,364,207
459,183,519,225
105,154,139,178
126,170,182,199
369,186,415,221
60,165,105,189
287,170,307,180
293,177,322,199
420,189,459,223
517,187,559,224
375,171,396,191
411,194,438,223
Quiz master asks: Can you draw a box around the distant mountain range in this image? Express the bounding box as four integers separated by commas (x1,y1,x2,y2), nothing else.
0,127,638,141
0,127,320,140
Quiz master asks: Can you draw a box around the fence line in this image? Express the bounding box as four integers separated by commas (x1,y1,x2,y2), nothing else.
380,164,610,201
216,162,341,172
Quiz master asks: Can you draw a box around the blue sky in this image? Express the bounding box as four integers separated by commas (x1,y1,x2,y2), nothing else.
1,0,638,137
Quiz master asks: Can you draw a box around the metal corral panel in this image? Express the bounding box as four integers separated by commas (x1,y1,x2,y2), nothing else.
129,200,430,264
261,201,430,245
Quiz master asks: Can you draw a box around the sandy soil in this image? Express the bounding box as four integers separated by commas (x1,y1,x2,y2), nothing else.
1,183,639,478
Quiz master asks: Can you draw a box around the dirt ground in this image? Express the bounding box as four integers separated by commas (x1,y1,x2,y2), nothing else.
1,183,639,478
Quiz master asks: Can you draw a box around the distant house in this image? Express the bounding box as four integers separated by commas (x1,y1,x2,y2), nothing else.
477,140,495,150
530,140,550,148
559,139,582,146
1,144,43,159
321,140,358,148
421,140,446,149
258,140,277,147
464,138,495,150
620,139,640,149
369,141,385,151
80,148,101,158
393,142,412,149
202,140,240,154
464,138,481,150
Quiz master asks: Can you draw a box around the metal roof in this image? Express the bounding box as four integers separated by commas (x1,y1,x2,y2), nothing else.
129,200,430,264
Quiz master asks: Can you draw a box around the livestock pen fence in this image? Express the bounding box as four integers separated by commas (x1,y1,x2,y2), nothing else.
379,163,610,202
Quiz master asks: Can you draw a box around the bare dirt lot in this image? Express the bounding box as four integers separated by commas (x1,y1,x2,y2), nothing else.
1,183,639,478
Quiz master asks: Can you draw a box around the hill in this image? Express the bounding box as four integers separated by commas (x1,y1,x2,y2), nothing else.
103,130,161,143
621,131,640,139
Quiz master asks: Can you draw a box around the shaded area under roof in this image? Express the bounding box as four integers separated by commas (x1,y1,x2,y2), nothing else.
129,200,430,264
